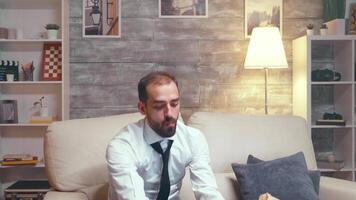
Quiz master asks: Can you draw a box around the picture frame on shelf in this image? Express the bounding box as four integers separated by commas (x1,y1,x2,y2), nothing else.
348,3,356,34
83,0,121,38
245,0,283,38
345,0,356,19
159,0,208,18
0,100,18,124
40,43,62,81
0,60,19,81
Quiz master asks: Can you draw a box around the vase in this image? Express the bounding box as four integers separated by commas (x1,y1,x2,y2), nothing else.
320,28,328,35
47,30,58,39
307,29,314,36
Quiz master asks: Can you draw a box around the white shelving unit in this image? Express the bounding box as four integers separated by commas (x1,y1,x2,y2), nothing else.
0,0,68,198
293,35,356,182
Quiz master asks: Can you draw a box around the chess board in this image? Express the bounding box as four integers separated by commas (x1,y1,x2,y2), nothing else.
40,43,62,81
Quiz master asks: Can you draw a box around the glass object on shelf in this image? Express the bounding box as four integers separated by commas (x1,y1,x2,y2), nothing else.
21,61,35,81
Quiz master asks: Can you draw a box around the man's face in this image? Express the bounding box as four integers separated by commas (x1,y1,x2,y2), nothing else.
139,81,180,138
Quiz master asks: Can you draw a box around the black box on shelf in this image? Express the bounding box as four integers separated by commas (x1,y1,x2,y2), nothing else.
4,180,51,200
315,119,346,126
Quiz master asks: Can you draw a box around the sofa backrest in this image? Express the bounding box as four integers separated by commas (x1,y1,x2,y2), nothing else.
44,112,143,192
186,112,317,173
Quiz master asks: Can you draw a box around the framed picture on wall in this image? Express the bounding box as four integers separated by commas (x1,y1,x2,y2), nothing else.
0,100,18,124
159,0,208,18
83,0,121,38
245,0,283,38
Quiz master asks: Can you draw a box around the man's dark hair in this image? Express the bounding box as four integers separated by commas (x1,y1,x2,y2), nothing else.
138,71,179,103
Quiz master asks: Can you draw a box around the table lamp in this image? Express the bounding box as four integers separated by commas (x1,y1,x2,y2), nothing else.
244,26,288,114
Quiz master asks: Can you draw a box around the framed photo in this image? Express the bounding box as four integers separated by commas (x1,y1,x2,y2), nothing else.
245,0,283,38
0,100,18,124
83,0,121,38
40,43,62,81
345,0,356,19
159,0,208,18
349,3,356,34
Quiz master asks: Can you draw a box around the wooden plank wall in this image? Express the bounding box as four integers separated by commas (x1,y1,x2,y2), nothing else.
69,0,323,120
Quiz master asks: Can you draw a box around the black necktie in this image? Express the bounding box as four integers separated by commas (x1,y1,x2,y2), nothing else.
151,140,173,200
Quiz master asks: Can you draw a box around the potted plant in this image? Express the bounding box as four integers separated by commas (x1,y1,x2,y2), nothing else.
320,24,328,35
45,24,60,39
306,24,314,36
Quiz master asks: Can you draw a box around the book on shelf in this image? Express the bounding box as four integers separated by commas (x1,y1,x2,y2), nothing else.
315,119,346,126
1,154,38,166
317,159,345,170
30,116,53,124
1,159,38,166
3,154,37,161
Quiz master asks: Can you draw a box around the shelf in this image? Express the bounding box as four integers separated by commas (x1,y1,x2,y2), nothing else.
311,81,353,85
293,35,356,182
0,0,65,197
312,125,353,128
0,124,50,127
0,81,62,85
0,39,62,43
0,162,45,169
318,168,354,172
306,35,356,40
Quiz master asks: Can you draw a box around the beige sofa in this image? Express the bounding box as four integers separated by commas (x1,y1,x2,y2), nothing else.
44,112,356,200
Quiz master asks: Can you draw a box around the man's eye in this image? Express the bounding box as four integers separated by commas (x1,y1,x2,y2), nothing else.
154,105,165,109
171,101,179,107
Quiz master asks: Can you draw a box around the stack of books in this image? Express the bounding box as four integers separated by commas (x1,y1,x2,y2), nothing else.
1,154,38,166
317,159,345,170
316,119,346,126
30,116,53,124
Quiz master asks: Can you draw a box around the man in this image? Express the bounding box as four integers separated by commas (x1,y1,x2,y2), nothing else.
106,71,224,200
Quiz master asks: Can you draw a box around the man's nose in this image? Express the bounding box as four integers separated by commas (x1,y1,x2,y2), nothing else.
164,105,173,117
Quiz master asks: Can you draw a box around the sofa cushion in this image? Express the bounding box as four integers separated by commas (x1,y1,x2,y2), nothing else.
231,152,318,200
247,154,320,194
180,170,240,200
78,183,108,200
44,113,143,191
44,191,87,200
187,112,317,173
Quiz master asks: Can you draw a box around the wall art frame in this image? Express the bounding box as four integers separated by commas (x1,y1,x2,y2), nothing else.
83,0,121,38
245,0,283,38
159,0,208,18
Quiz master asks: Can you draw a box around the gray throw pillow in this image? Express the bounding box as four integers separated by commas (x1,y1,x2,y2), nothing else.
247,154,320,194
231,152,318,200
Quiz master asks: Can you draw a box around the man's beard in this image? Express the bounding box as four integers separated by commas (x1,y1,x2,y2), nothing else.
149,116,178,138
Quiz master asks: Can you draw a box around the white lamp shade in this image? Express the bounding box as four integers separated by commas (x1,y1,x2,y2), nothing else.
244,27,288,69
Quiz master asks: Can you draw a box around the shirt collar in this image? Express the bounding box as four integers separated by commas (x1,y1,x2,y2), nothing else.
144,118,176,145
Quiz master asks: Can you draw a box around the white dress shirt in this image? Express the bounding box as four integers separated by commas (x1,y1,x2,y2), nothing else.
106,118,224,200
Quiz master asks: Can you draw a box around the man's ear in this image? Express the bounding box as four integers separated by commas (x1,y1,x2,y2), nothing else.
137,101,146,115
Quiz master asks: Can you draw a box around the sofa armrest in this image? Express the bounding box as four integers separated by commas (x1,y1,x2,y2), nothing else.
319,176,356,200
44,191,87,200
